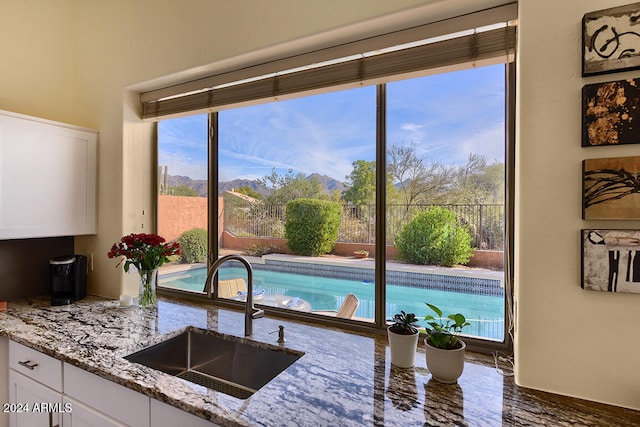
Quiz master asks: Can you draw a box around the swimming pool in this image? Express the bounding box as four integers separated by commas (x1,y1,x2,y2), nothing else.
160,265,505,341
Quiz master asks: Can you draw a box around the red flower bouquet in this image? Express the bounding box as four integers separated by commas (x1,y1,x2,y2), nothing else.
108,233,180,272
108,233,180,307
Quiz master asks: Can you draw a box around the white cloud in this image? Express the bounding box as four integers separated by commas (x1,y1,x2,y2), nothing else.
400,123,424,132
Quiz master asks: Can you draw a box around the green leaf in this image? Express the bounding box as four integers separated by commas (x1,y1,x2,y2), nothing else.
425,303,442,317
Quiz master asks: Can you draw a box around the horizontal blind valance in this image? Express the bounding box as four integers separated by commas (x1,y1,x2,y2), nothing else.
142,5,517,120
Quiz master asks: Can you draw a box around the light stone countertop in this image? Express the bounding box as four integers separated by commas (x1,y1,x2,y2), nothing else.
0,296,638,426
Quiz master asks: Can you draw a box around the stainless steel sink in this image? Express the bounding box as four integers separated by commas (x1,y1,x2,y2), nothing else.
125,327,304,399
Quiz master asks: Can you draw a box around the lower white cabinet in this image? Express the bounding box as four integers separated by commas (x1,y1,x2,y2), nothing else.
8,341,64,427
6,341,221,427
62,397,125,427
150,399,221,427
0,337,9,427
8,370,62,427
63,363,149,427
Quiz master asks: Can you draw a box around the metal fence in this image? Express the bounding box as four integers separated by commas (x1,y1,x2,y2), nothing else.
223,200,504,250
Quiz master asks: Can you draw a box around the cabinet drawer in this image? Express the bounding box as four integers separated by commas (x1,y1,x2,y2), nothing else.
64,362,150,427
9,341,62,392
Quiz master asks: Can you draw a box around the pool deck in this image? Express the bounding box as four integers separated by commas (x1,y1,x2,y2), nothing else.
159,253,504,282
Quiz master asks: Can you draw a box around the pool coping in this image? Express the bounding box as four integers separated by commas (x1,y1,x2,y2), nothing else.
160,254,503,281
159,254,504,297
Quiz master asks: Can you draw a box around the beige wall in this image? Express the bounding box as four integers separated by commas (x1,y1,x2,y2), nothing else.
2,0,639,412
516,0,640,411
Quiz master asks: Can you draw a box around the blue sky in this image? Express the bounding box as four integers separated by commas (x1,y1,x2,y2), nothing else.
158,64,505,182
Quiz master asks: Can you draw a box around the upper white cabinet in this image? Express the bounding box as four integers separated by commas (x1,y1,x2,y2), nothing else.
0,110,97,239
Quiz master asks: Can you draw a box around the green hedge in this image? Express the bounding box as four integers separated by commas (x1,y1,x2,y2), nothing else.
285,199,341,256
178,228,208,263
395,206,472,267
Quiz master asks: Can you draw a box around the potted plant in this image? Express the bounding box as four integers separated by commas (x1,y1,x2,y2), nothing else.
387,311,420,368
423,303,470,383
353,249,369,258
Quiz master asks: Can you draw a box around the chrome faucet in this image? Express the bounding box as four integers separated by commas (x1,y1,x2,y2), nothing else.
204,254,264,336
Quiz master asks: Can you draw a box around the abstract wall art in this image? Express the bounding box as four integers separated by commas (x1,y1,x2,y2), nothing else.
582,78,640,147
583,2,640,76
582,156,640,219
582,229,640,293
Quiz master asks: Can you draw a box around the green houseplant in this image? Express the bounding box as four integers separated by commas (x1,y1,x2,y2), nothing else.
423,303,470,383
387,311,420,368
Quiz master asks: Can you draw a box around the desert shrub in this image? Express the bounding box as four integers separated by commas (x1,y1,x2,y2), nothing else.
395,206,472,267
285,199,341,256
243,243,279,257
178,228,208,263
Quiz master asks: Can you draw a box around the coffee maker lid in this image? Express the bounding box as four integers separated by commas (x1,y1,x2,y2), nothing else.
50,255,76,265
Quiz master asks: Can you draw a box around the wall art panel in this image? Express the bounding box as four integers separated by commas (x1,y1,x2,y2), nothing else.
583,2,640,76
582,229,640,293
582,156,640,219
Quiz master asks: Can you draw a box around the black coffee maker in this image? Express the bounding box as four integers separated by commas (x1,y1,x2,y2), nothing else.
49,255,87,306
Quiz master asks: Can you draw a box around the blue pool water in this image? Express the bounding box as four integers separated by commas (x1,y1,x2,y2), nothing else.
160,266,505,341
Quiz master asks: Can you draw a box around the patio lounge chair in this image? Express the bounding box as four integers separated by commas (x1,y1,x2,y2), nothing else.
313,293,359,319
218,278,247,298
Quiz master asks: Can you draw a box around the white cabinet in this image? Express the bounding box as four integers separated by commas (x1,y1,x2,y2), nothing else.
62,397,125,427
64,363,149,427
8,341,64,427
8,371,62,427
150,399,221,427
6,341,220,427
0,337,9,427
0,110,97,239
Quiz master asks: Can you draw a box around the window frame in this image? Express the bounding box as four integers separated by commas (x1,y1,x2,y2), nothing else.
156,61,515,354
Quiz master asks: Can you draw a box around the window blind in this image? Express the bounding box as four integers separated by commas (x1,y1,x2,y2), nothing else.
141,3,516,120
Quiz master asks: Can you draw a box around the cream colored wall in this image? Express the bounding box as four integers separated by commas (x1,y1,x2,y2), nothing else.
0,0,77,121
516,0,640,411
74,0,494,296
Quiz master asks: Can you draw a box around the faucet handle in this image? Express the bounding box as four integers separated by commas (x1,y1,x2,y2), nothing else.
252,308,265,319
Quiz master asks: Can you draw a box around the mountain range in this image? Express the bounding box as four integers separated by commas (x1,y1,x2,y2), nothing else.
165,173,346,197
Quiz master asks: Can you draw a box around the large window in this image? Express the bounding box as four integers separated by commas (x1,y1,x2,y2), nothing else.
385,65,507,342
154,10,515,348
157,64,511,346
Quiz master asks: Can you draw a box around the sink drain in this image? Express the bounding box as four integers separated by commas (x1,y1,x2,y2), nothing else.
177,370,256,399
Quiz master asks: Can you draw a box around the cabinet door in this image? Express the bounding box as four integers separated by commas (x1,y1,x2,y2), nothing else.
63,363,149,427
8,370,62,427
0,110,97,239
150,399,221,427
0,337,9,427
62,397,125,427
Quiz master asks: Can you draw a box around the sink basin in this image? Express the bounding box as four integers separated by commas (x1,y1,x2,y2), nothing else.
125,327,304,399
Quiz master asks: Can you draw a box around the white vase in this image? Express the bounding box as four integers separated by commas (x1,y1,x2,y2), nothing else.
424,337,466,383
387,327,419,368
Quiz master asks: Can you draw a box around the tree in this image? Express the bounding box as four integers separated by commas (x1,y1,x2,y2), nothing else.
168,185,199,197
236,186,262,200
257,168,322,204
447,153,504,204
343,160,376,205
387,144,455,205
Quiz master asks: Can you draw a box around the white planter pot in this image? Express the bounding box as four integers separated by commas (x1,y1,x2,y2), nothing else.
387,328,419,368
424,338,466,383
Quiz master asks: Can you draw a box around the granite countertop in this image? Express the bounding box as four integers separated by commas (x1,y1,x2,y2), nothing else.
0,296,638,426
